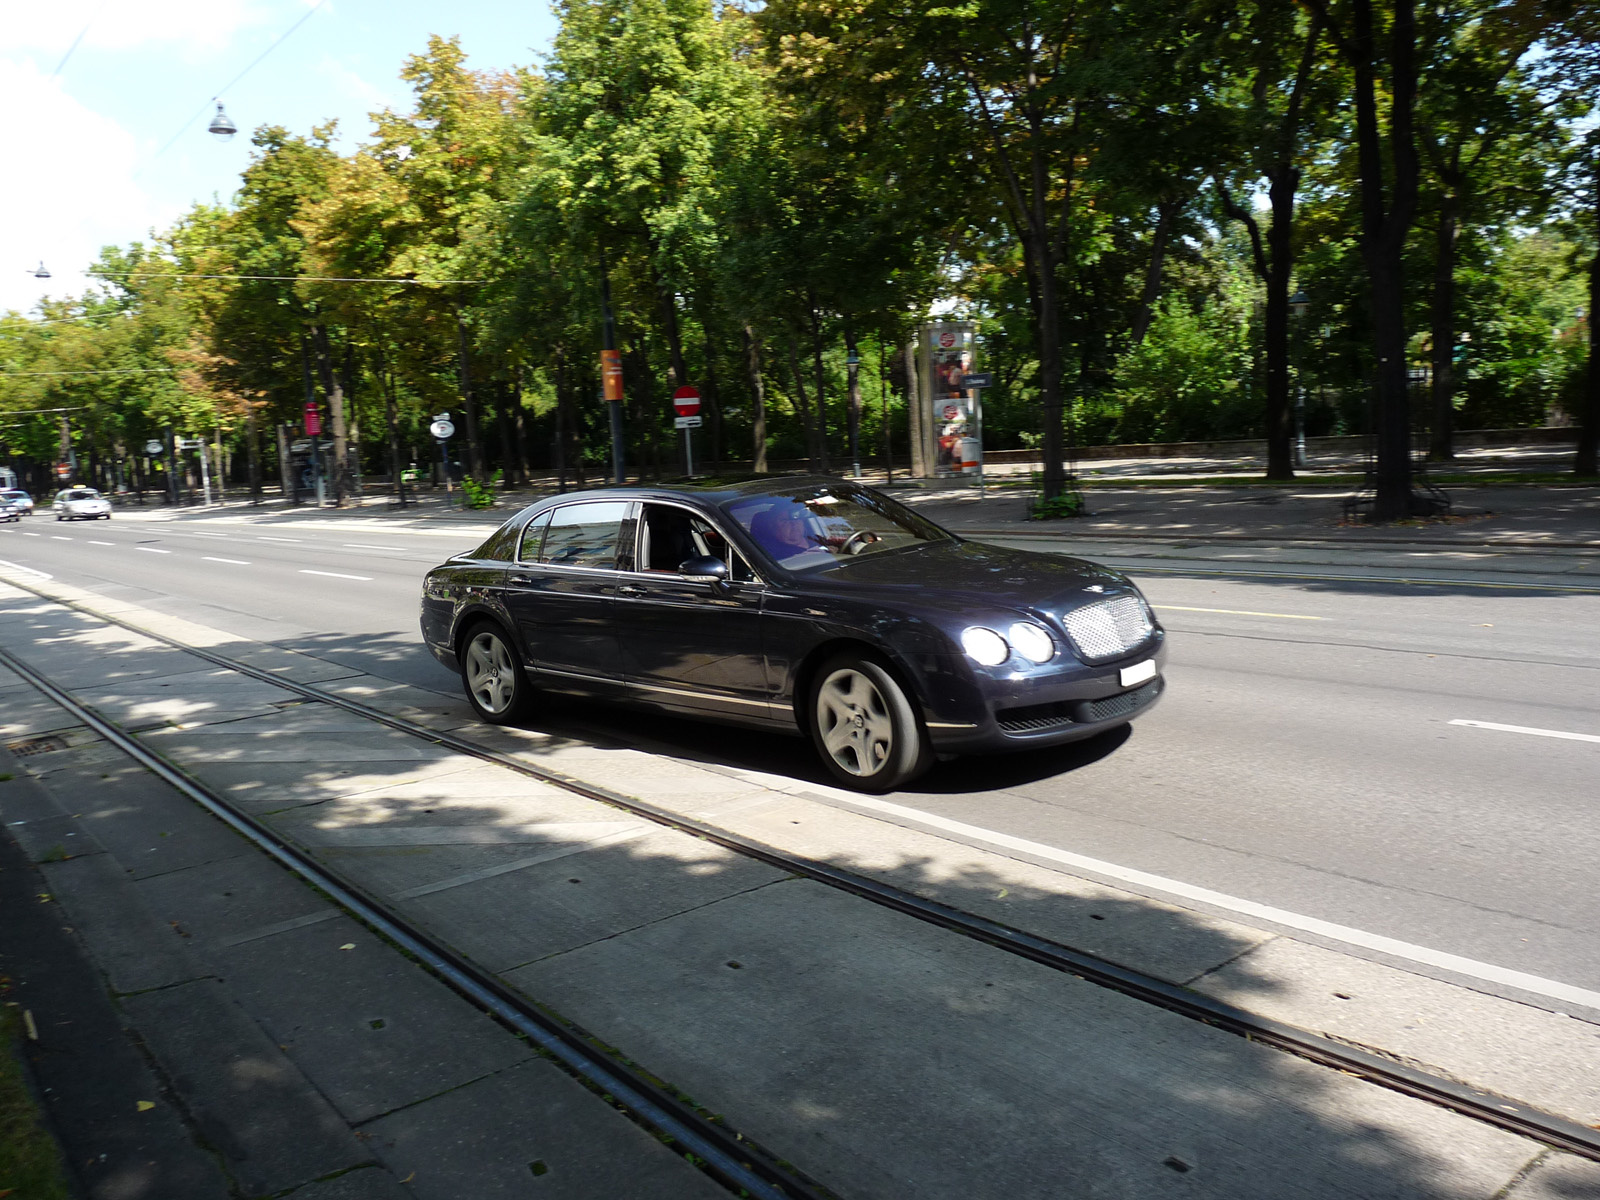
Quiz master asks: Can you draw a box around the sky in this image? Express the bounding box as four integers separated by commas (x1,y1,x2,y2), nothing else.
1,0,560,315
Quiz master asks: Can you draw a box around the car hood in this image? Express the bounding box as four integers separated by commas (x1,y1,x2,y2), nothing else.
804,539,1136,616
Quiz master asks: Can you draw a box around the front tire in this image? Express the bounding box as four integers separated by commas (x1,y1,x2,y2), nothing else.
809,654,931,791
459,620,531,725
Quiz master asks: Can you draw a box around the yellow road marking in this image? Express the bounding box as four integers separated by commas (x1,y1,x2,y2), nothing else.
1154,604,1327,621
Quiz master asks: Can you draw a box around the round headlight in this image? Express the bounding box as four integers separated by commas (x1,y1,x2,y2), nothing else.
960,626,1009,666
1008,621,1055,664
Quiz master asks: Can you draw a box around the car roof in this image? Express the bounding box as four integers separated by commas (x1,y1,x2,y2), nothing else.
527,475,859,511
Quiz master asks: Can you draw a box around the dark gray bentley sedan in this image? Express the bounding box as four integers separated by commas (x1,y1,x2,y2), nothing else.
420,477,1165,790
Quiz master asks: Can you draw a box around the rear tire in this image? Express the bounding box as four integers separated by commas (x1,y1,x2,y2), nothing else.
808,653,931,791
459,620,531,725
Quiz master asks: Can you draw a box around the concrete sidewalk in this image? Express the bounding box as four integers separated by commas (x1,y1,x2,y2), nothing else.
4,578,1600,1199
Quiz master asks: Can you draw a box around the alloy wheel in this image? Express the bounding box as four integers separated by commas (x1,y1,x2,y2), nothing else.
465,630,518,716
816,667,894,777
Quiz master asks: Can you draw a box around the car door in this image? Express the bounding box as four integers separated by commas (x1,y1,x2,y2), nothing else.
613,501,773,721
504,500,634,689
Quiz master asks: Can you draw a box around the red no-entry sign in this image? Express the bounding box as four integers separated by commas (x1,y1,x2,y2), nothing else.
672,386,701,417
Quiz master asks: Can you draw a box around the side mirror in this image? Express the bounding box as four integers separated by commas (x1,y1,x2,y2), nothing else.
678,554,729,584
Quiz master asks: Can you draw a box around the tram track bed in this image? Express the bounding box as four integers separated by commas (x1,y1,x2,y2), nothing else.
2,573,1600,1199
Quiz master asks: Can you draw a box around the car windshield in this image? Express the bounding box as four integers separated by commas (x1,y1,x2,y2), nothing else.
65,490,98,500
724,484,951,571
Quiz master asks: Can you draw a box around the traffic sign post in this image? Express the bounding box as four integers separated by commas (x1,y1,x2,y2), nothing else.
431,414,455,494
304,403,325,506
673,387,701,477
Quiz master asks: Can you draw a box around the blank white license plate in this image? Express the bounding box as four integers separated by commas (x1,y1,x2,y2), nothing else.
1119,659,1157,687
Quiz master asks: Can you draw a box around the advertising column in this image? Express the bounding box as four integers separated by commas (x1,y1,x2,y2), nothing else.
918,321,980,478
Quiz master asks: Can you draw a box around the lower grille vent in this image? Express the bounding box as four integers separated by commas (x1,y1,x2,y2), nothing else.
996,679,1160,735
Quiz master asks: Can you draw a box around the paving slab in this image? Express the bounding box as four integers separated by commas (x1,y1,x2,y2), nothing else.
394,827,787,973
120,978,372,1196
282,1167,417,1200
30,754,251,880
192,757,490,814
1504,1152,1600,1199
511,877,1540,1200
361,1060,728,1200
1,692,88,738
39,853,210,995
1191,936,1600,1125
139,725,461,763
208,915,532,1124
132,851,339,945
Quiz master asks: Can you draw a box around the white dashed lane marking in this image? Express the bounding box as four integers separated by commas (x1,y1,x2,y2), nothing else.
204,557,252,565
299,569,372,581
1451,719,1600,746
135,547,171,554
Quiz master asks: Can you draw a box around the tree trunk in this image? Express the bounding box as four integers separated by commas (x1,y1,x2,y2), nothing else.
1348,0,1420,520
495,376,517,485
787,335,822,471
246,411,262,504
1264,169,1298,480
276,423,294,504
806,295,831,471
312,324,351,505
384,361,408,507
905,332,925,477
1577,152,1599,476
1429,193,1460,461
455,311,485,479
512,366,529,485
845,325,863,475
1129,198,1180,348
745,325,767,473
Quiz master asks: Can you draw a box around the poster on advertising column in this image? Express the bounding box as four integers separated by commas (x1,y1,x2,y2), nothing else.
919,321,979,478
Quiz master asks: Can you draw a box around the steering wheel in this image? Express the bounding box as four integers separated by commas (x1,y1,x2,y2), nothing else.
840,530,881,556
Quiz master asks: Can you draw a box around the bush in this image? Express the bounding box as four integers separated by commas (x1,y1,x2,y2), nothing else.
460,469,503,509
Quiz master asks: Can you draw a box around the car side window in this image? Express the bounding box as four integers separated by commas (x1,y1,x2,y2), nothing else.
639,504,756,581
517,510,552,561
538,502,630,569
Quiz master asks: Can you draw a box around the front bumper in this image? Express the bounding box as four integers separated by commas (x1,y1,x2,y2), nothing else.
922,635,1167,754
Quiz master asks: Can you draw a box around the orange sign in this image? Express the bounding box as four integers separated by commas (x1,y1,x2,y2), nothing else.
601,349,624,401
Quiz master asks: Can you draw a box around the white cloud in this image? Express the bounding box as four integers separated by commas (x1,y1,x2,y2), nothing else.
1,0,284,58
0,59,166,313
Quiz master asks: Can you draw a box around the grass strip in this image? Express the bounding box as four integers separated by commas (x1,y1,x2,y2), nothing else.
0,1004,74,1200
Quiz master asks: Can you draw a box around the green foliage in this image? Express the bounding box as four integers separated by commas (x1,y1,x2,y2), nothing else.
1108,294,1258,444
1030,490,1086,520
0,1006,75,1200
460,469,503,508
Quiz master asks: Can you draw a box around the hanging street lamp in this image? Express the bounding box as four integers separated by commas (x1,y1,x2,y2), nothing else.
29,262,50,279
208,102,237,141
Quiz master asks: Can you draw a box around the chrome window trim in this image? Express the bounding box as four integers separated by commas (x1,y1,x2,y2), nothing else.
629,498,764,586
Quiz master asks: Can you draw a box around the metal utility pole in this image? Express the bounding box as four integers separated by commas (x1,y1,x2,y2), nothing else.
599,243,625,485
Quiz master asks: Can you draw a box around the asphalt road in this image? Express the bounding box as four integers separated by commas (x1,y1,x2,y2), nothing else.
4,510,1598,1014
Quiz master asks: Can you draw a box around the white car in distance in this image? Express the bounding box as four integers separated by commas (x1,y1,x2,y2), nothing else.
54,488,112,521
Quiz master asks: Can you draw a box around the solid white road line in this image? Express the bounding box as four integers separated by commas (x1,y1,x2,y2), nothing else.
0,559,52,580
299,569,372,581
203,556,251,566
1154,605,1327,620
724,765,1600,1012
135,547,171,554
1450,718,1600,746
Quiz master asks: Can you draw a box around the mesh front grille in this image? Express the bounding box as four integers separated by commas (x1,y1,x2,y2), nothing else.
1062,595,1153,663
1084,679,1159,722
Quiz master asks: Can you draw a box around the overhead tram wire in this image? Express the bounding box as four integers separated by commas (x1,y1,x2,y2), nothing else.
150,0,330,161
52,0,110,77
